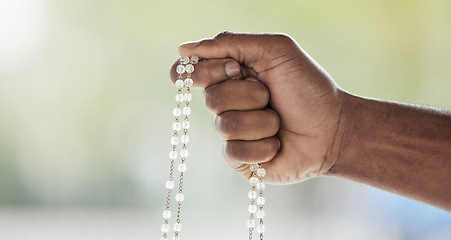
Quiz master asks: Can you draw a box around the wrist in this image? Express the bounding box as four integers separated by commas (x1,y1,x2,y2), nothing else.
322,92,362,176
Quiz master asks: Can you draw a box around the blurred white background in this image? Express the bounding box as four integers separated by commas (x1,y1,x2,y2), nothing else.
0,0,450,239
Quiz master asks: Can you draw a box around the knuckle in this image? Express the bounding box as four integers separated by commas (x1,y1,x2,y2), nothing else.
203,86,224,114
224,141,246,161
267,137,280,155
215,112,239,139
273,33,294,43
215,31,235,39
223,141,236,165
255,84,270,107
270,33,296,52
268,110,281,134
206,63,220,83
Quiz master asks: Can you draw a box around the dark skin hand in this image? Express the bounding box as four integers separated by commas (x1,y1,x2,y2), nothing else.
170,32,451,211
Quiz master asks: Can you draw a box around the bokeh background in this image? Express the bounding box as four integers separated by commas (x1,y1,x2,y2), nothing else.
0,0,450,239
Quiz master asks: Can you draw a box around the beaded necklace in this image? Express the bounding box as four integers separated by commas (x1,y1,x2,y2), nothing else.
160,56,267,240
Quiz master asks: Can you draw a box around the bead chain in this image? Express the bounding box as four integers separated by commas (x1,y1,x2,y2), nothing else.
161,55,268,240
248,164,266,240
161,55,198,240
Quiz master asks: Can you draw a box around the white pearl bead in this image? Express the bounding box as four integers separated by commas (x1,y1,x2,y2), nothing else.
170,136,179,145
160,237,168,240
182,106,191,115
175,94,184,103
246,219,255,228
165,180,175,190
190,55,199,64
248,190,257,200
180,135,190,144
173,223,182,231
256,209,265,219
250,164,259,172
182,120,190,129
169,150,178,159
175,79,184,88
249,177,259,185
172,122,181,131
162,210,172,219
175,193,184,202
180,56,189,64
176,65,185,75
178,163,187,172
180,149,189,158
184,93,192,102
184,78,193,87
256,196,265,205
256,182,266,190
248,204,257,213
173,108,181,117
185,64,194,73
257,168,266,177
256,224,265,233
161,223,170,233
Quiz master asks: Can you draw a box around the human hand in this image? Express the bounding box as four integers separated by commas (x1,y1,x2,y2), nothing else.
171,32,347,184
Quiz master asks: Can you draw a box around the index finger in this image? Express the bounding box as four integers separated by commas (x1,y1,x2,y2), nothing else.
178,31,296,72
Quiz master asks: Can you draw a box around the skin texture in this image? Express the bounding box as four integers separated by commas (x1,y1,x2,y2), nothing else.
170,32,451,211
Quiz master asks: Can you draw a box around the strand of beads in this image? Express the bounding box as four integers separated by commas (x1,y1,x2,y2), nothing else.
161,55,198,240
247,164,267,240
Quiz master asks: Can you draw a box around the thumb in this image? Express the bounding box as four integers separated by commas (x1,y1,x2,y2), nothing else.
178,31,298,73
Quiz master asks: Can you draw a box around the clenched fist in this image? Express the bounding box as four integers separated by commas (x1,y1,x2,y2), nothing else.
170,32,346,184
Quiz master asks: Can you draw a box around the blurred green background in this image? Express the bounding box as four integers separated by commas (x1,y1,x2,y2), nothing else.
0,0,450,239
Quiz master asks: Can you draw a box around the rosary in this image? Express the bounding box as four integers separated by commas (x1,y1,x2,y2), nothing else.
160,56,267,240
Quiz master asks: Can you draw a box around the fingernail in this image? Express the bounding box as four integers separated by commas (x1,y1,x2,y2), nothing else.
225,61,240,77
180,41,200,48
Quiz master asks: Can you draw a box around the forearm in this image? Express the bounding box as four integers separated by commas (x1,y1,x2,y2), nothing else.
329,93,451,211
